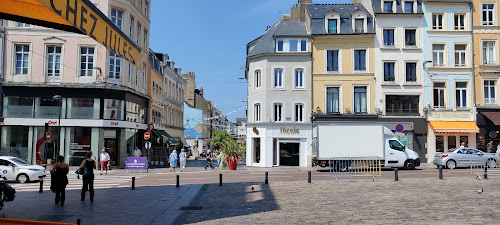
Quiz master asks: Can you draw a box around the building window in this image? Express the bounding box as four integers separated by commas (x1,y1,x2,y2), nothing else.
406,62,417,82
138,0,142,12
145,1,149,17
383,1,393,13
300,40,307,51
135,67,139,87
432,14,443,30
354,19,364,33
454,44,466,67
433,82,446,108
143,29,148,49
456,82,467,108
385,95,419,115
436,135,444,152
405,29,416,47
404,2,414,13
277,40,283,52
254,70,261,89
4,96,34,118
383,29,394,46
384,62,395,82
327,50,339,72
483,4,495,26
295,69,304,88
484,80,496,104
111,9,123,30
137,23,141,46
433,44,445,66
273,103,283,122
14,44,29,75
46,46,62,77
128,64,132,83
326,87,339,113
295,104,303,122
274,68,283,88
354,87,367,113
483,41,495,65
109,52,121,79
15,22,30,27
354,50,366,72
254,103,261,122
79,47,95,77
129,16,134,38
328,19,337,33
142,64,146,90
454,14,465,30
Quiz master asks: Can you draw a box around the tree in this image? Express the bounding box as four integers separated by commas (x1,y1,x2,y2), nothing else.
210,130,232,151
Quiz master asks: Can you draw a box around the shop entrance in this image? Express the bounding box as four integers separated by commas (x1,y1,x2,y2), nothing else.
104,129,119,166
279,142,300,166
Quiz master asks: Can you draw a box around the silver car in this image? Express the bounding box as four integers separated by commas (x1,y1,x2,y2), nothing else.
433,148,499,169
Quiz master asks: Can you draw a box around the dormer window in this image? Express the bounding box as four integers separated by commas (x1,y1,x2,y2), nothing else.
404,1,414,13
355,19,364,33
325,13,340,34
328,19,337,33
276,39,308,52
383,1,394,13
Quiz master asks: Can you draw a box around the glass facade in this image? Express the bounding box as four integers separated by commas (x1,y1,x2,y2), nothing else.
3,96,33,118
35,97,61,118
0,126,29,160
104,99,124,120
67,98,99,119
68,127,92,166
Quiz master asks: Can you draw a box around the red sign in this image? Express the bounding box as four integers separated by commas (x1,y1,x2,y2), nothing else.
148,123,155,131
144,132,150,140
48,120,57,125
46,131,52,142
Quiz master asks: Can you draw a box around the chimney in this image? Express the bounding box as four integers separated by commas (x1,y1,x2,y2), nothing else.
291,0,312,22
182,72,196,107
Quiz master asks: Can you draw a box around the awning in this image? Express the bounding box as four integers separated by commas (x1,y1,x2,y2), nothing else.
481,112,500,125
429,121,479,133
153,129,180,146
0,0,141,67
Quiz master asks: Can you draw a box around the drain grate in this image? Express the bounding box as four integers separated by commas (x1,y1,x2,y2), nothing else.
179,206,202,210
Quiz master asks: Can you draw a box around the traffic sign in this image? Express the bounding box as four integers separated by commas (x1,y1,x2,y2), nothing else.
144,132,150,140
148,123,155,131
145,141,151,150
395,124,404,133
46,131,52,142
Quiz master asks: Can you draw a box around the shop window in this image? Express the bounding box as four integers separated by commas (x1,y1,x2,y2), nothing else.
36,126,59,164
126,101,146,123
35,97,61,118
67,98,98,119
104,99,124,120
4,96,34,118
68,127,92,166
460,136,469,147
254,138,260,163
436,135,444,152
0,126,30,160
448,136,457,150
385,95,419,115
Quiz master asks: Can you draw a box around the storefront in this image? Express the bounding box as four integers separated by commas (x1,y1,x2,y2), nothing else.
476,109,500,151
246,123,313,168
427,111,479,160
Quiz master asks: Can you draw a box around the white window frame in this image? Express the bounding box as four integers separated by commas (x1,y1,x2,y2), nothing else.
482,3,496,26
455,81,468,108
453,13,466,30
110,8,124,30
13,43,31,75
324,13,340,34
325,48,341,73
403,1,415,13
404,28,417,48
15,22,31,28
454,44,467,67
325,86,342,114
275,38,308,52
142,64,147,90
431,13,445,30
352,16,367,33
144,1,149,18
295,103,304,122
78,46,96,77
482,40,496,65
143,29,148,49
254,69,261,89
383,61,396,83
137,23,142,46
128,64,132,83
273,68,284,89
45,45,63,78
135,65,139,87
433,82,447,109
353,85,368,113
254,103,261,122
484,80,496,104
294,68,304,89
382,0,395,13
273,103,283,122
109,51,121,79
405,61,418,83
382,28,396,47
432,43,446,67
353,48,368,72
129,16,134,39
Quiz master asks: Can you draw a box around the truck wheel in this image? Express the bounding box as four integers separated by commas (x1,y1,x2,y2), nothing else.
404,160,415,170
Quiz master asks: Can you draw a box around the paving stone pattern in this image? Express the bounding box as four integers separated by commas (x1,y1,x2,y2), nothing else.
179,177,500,224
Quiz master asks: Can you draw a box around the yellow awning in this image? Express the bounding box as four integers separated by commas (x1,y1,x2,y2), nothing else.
0,0,141,67
430,121,479,133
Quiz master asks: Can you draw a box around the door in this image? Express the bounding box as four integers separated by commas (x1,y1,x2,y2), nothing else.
470,149,486,167
386,139,407,167
104,139,118,166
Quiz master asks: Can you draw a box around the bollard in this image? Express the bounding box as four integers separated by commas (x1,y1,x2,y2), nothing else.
132,177,135,190
39,176,44,193
439,166,443,179
77,219,81,225
219,174,222,187
265,172,268,184
308,171,311,184
394,168,399,181
176,175,180,188
484,167,488,180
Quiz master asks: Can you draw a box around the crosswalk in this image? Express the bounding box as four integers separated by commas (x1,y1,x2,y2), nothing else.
10,173,146,192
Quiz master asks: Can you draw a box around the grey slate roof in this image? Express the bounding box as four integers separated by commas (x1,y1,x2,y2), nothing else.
307,4,375,35
247,21,309,57
372,0,424,14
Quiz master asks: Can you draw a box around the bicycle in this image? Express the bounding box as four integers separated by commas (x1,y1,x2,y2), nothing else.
0,176,16,217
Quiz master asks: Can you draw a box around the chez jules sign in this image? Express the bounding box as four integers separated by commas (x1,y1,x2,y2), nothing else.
280,127,300,135
428,111,473,121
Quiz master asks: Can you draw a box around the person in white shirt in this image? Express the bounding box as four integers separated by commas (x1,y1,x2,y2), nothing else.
100,148,110,175
134,147,142,157
179,149,187,172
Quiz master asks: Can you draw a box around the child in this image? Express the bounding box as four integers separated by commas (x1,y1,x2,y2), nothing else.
205,157,214,170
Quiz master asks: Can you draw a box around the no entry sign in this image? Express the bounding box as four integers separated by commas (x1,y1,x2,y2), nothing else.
144,132,150,140
46,131,52,142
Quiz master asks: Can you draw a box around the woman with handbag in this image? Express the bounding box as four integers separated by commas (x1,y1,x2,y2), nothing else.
79,152,96,202
50,155,69,206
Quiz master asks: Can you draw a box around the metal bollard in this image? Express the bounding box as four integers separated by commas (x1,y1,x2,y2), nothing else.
39,176,44,193
176,175,180,188
77,219,81,225
439,166,443,180
394,168,399,181
132,177,135,190
219,174,222,187
484,167,488,180
308,171,311,184
265,172,268,184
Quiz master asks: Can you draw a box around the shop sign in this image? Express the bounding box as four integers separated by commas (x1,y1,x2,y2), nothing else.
428,111,473,121
280,127,299,135
48,120,58,125
70,143,90,150
125,157,147,170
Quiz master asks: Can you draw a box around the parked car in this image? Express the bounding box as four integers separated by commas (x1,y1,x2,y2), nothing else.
433,148,499,169
0,156,46,183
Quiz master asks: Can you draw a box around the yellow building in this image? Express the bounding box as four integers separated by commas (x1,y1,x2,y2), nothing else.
473,0,500,149
307,4,375,115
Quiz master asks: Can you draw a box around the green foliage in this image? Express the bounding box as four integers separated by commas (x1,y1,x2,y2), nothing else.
210,130,232,150
210,130,243,158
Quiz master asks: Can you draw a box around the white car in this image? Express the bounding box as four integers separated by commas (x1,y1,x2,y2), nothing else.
0,156,46,183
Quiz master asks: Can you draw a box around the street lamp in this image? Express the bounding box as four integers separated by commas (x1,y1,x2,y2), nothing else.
52,95,62,162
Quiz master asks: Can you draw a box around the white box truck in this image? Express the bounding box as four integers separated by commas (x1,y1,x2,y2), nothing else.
315,124,420,170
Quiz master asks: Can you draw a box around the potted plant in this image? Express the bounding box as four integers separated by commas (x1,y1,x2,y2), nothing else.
221,139,243,170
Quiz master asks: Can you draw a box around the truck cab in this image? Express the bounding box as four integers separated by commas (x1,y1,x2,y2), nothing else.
383,127,420,169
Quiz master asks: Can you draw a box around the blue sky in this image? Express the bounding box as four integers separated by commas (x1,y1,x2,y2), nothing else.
150,0,348,122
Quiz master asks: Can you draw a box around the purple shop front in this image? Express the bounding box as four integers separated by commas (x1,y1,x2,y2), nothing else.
125,157,148,170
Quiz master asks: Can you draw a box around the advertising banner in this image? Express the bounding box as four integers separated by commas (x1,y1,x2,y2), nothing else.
125,157,147,170
184,103,203,138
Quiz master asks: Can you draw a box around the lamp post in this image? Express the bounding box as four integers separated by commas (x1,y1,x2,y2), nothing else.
52,95,62,162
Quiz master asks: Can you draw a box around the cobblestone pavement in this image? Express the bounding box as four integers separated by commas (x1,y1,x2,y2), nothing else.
178,177,500,225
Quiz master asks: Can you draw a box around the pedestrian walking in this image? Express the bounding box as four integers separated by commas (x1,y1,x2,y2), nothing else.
179,149,187,172
50,155,68,206
486,141,493,153
80,152,96,202
169,150,178,172
134,146,142,157
100,148,110,175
